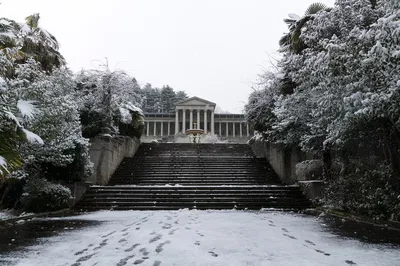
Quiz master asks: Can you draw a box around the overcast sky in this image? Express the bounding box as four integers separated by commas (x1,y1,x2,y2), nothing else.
1,0,335,113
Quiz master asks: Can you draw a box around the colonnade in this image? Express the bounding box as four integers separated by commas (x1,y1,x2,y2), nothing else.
174,108,215,135
144,120,251,137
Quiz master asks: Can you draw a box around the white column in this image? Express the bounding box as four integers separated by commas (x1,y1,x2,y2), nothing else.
175,109,179,135
247,124,250,137
219,122,222,136
190,109,193,129
154,121,157,136
211,110,215,135
182,109,186,133
226,122,229,137
168,121,171,136
197,109,200,129
232,122,235,137
204,109,208,134
240,122,243,137
146,122,150,136
160,121,164,136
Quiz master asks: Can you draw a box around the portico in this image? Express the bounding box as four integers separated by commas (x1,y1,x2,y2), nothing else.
142,96,253,142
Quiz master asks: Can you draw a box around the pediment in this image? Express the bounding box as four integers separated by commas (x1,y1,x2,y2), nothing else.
175,96,216,107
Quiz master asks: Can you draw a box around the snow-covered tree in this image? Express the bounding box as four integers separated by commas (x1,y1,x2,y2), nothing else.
0,52,43,178
75,63,144,138
7,59,92,181
246,0,400,219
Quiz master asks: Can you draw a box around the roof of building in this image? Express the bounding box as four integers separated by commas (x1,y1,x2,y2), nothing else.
175,96,216,106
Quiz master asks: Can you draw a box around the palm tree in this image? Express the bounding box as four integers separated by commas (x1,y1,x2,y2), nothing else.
279,2,328,54
19,13,66,72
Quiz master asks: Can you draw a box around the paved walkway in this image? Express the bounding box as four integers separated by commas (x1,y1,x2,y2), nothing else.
0,210,399,266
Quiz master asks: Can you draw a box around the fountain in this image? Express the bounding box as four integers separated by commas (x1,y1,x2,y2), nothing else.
185,123,204,143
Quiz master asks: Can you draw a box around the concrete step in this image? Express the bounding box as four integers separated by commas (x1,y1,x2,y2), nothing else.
76,143,312,211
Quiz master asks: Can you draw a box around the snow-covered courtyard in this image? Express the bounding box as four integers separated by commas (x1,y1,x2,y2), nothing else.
1,210,399,266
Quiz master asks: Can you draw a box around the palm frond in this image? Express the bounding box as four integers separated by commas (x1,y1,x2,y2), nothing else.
25,13,40,29
304,2,327,16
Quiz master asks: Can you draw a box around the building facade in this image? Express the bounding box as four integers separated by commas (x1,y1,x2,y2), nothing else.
142,97,253,142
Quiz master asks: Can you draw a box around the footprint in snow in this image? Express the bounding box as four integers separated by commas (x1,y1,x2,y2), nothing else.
169,229,179,235
162,223,172,229
345,260,357,265
101,231,116,238
140,247,150,256
133,259,145,265
93,239,108,251
149,234,163,243
194,241,200,246
208,251,219,257
71,252,98,266
117,255,135,266
124,243,140,252
155,241,171,253
283,233,297,240
304,240,316,246
315,249,331,256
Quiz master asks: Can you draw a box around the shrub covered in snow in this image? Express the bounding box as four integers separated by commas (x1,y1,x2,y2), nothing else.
324,159,400,220
20,178,72,213
295,160,324,181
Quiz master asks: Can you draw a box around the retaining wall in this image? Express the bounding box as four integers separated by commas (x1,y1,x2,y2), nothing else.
87,136,141,185
249,139,312,184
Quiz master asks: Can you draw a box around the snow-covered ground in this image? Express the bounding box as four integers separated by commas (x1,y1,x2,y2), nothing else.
1,210,399,266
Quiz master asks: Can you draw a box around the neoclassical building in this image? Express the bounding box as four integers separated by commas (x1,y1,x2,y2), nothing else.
142,97,253,142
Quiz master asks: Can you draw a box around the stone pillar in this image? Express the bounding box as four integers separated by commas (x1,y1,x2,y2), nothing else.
240,122,243,137
168,121,171,136
146,122,150,136
190,109,193,129
204,109,208,134
232,122,235,137
160,121,164,137
247,124,250,137
219,122,222,136
175,109,179,135
226,122,229,137
211,110,215,135
182,109,186,133
197,109,200,129
154,121,157,136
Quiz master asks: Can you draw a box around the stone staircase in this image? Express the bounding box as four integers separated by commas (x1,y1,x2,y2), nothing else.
76,143,311,211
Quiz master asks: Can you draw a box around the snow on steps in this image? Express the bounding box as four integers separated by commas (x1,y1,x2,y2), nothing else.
75,143,311,211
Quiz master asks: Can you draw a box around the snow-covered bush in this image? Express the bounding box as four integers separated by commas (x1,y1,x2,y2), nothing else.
117,103,145,139
20,178,72,213
295,160,324,181
324,159,400,220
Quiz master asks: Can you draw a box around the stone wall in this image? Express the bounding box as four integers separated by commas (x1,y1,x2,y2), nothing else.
87,136,141,185
249,139,312,184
